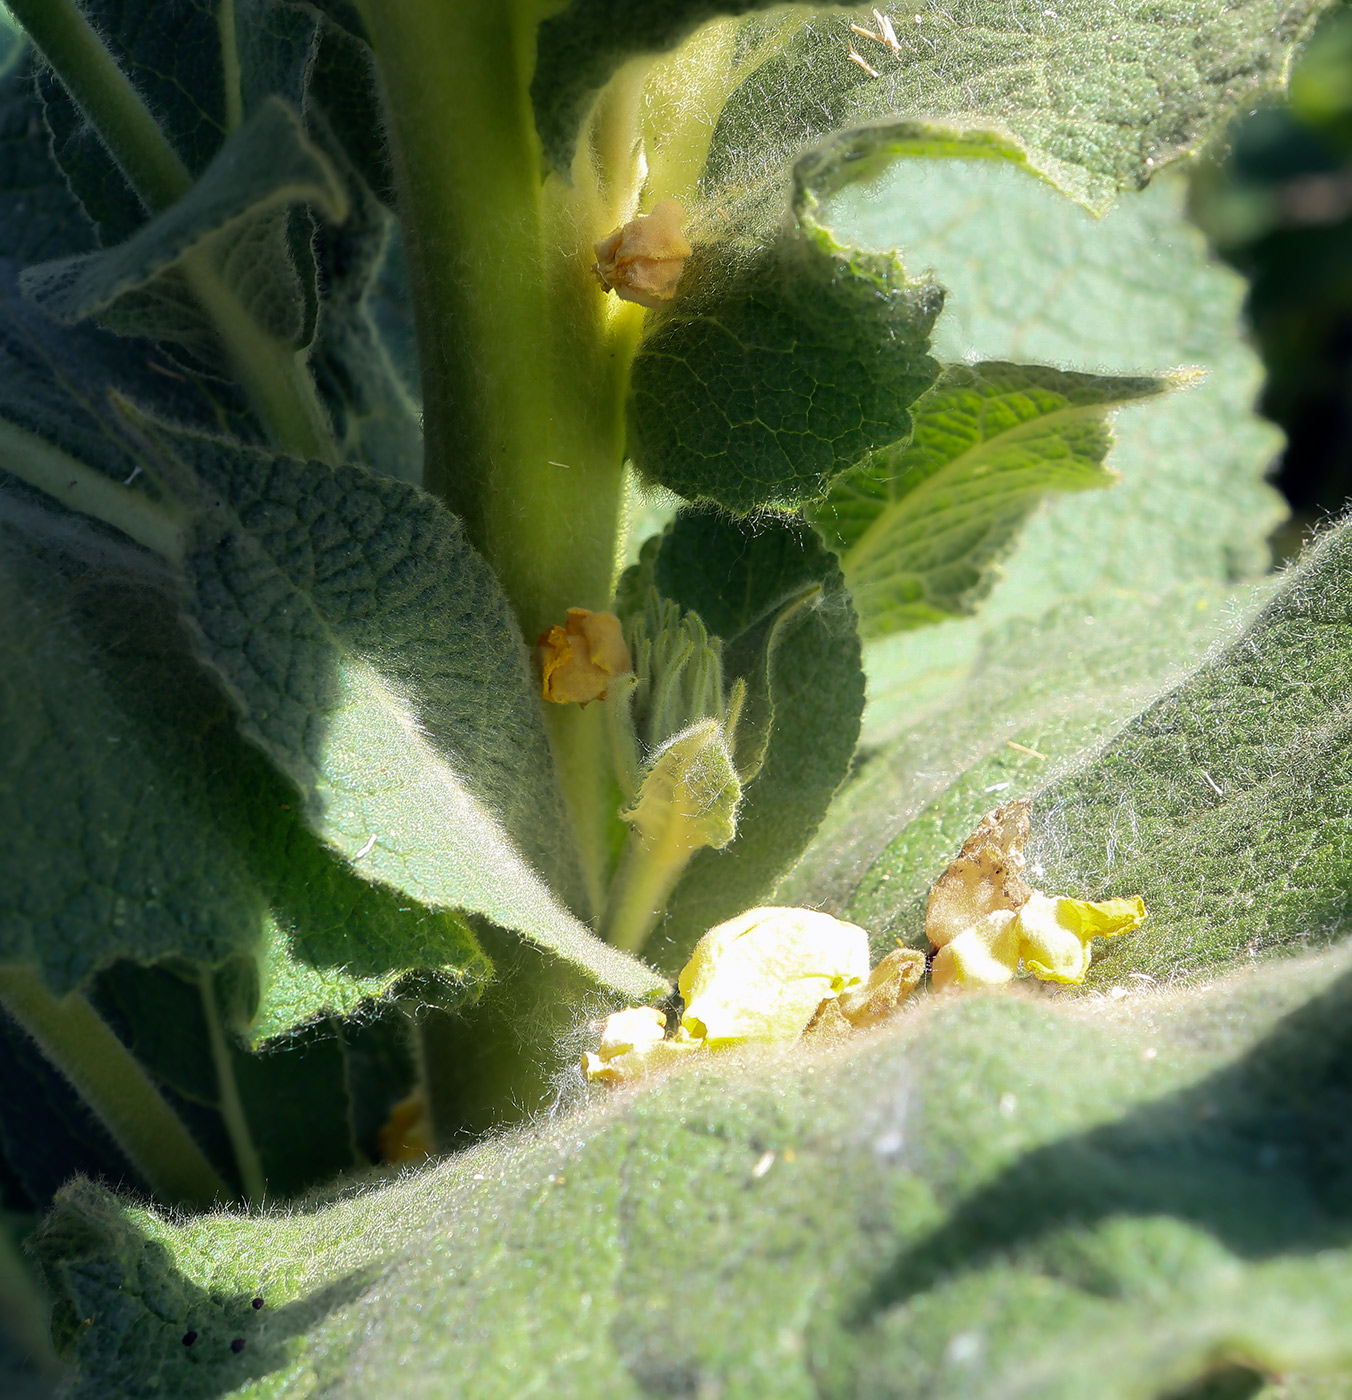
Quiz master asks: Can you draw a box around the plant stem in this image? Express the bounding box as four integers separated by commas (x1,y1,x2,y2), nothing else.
601,828,694,955
197,970,266,1206
0,966,228,1208
0,418,186,560
5,0,191,209
356,0,640,640
9,0,337,464
0,1220,59,1378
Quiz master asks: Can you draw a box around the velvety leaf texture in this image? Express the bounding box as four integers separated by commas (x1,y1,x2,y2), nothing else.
168,428,663,1000
828,163,1284,749
37,0,319,243
31,946,1352,1398
0,491,485,1036
704,0,1335,213
531,0,849,176
628,124,951,512
1032,521,1352,985
811,361,1172,639
635,507,865,970
21,97,346,358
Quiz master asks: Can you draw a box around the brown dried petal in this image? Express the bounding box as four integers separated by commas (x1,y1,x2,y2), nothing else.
925,799,1033,950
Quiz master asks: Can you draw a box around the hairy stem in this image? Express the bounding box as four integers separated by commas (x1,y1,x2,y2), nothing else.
0,418,186,560
9,0,337,463
198,969,266,1206
0,966,228,1208
601,828,694,955
355,0,640,640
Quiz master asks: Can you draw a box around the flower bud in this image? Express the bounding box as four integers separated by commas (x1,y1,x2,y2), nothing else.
593,199,692,309
537,608,632,705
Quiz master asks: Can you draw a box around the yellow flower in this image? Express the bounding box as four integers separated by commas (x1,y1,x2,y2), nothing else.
930,894,1146,989
582,1005,695,1085
677,906,870,1048
536,608,632,705
927,801,1148,989
593,199,692,309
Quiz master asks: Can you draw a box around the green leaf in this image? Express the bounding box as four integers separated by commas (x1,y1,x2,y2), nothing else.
704,0,1335,215
37,0,319,243
828,162,1285,744
21,97,347,359
1032,521,1352,985
162,427,663,1001
0,497,486,1037
32,944,1352,1398
810,361,1174,640
798,519,1352,988
0,47,96,262
632,507,864,970
628,124,952,512
531,0,849,178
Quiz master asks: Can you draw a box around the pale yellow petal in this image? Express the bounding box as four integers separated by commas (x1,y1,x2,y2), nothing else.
678,906,869,1048
836,947,927,1028
1015,892,1147,985
929,909,1019,990
583,1005,698,1084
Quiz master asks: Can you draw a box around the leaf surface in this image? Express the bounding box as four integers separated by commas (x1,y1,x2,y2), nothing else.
810,361,1173,639
0,495,485,1037
32,945,1352,1399
168,428,663,1000
21,98,346,358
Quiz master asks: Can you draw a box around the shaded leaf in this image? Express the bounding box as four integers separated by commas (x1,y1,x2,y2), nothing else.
21,98,346,358
0,48,96,262
0,495,487,1036
628,123,954,512
632,507,864,970
31,945,1352,1398
37,0,318,243
810,361,1173,640
162,427,663,1000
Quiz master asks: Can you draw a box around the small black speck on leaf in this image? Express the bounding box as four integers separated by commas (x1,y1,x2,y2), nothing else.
252,1297,264,1309
230,1338,246,1354
181,1331,197,1347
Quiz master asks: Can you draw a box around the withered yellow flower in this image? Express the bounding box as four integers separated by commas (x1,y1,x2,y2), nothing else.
677,906,870,1047
581,1005,695,1085
593,198,692,309
537,608,632,705
927,801,1148,990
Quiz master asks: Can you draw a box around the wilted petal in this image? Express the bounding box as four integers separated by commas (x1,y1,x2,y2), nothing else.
678,906,870,1048
1017,892,1147,984
930,909,1020,990
593,199,692,308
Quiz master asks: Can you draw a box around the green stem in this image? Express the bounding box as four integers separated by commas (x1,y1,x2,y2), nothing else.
0,1220,60,1378
0,418,186,560
9,0,337,464
601,828,695,955
0,966,228,1208
5,0,191,209
198,970,266,1206
356,0,639,640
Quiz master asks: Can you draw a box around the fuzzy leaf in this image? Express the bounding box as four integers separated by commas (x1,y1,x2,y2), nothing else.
810,361,1174,640
164,428,663,1001
37,0,319,243
0,497,486,1038
21,97,346,357
829,162,1285,748
31,945,1352,1398
628,124,957,512
0,47,96,263
629,508,864,970
704,0,1335,215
